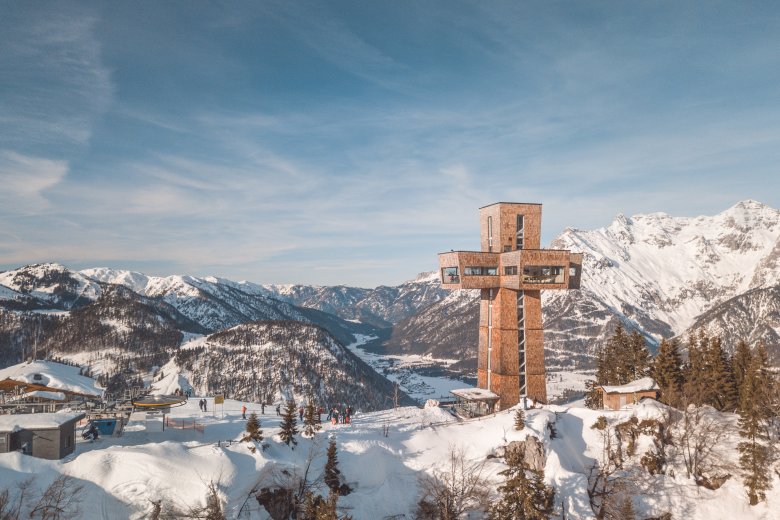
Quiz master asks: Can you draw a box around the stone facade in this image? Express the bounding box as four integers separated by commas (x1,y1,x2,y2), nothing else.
439,202,582,409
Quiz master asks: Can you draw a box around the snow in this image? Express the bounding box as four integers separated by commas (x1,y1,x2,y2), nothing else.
0,360,103,397
450,387,499,401
0,412,84,432
600,376,659,393
552,200,780,334
11,390,67,401
0,396,777,518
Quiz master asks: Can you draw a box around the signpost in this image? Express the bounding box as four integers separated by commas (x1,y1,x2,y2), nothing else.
214,395,225,419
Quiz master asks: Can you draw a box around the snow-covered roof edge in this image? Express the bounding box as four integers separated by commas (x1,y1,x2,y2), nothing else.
599,377,659,394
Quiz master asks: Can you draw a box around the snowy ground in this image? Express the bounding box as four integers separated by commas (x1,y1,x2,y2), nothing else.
1,395,777,519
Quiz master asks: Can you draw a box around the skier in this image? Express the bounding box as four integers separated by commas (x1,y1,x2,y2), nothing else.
275,404,281,416
298,406,304,422
261,402,265,415
242,404,247,420
203,399,207,412
345,405,351,421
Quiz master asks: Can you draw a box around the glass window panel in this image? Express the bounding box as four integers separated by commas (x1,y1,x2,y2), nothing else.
441,267,460,283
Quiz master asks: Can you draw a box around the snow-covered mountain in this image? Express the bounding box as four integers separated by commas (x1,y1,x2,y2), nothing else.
551,199,780,334
0,263,102,310
3,199,779,379
682,284,780,364
169,321,414,410
386,201,780,369
260,271,447,327
83,268,305,331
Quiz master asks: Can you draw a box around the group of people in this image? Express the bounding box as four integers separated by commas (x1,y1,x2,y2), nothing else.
173,388,191,399
326,405,352,425
198,398,208,412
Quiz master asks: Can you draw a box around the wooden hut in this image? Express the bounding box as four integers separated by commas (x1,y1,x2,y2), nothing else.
597,377,660,410
0,412,85,459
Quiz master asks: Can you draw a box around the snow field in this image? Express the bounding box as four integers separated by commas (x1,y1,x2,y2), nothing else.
1,393,779,518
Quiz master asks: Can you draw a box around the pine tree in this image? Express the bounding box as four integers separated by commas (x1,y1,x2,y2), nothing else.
652,338,684,407
626,330,651,381
604,323,629,384
489,450,554,520
584,379,603,410
514,408,526,431
704,336,738,411
732,340,753,404
683,331,708,406
324,437,344,495
279,400,298,448
737,344,773,505
242,412,263,446
303,400,321,437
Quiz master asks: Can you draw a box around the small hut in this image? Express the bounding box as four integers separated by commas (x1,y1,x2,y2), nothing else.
597,377,660,410
0,412,85,459
450,388,500,418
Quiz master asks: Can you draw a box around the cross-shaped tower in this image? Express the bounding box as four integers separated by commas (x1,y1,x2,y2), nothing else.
438,202,582,409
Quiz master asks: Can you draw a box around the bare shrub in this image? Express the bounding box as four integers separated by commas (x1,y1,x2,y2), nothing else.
415,445,491,519
672,405,731,484
28,475,84,520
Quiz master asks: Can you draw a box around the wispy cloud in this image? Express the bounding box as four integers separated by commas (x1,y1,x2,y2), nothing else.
0,151,68,214
0,7,113,149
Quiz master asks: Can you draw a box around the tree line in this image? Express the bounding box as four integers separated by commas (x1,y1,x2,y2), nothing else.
586,324,779,506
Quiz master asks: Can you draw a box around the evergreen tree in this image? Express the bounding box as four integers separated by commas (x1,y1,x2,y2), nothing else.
324,437,344,495
626,330,651,381
241,412,263,447
489,450,554,520
604,323,628,384
279,400,298,448
514,408,526,431
652,338,684,407
704,336,738,411
737,344,773,505
683,331,708,405
584,379,603,410
732,340,754,405
303,400,321,437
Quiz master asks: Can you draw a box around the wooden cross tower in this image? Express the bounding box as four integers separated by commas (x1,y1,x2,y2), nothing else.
438,202,582,409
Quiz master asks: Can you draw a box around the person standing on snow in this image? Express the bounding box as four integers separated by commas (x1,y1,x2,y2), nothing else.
261,402,265,415
242,404,247,420
298,406,304,422
275,404,281,416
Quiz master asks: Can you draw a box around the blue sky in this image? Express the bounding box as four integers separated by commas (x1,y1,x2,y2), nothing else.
1,1,779,286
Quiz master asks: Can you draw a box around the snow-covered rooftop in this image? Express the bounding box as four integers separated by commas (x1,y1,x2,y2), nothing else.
450,387,499,401
9,390,67,402
0,412,85,432
0,360,103,397
599,377,659,394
